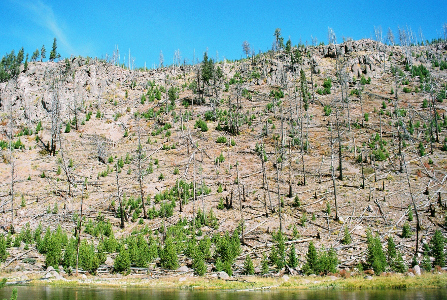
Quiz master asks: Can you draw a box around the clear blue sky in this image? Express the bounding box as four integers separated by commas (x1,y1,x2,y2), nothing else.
1,0,446,68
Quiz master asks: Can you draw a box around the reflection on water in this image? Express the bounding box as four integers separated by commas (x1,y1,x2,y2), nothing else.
0,286,445,300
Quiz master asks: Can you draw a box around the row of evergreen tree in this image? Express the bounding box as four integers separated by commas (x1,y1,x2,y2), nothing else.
0,219,444,276
0,38,59,83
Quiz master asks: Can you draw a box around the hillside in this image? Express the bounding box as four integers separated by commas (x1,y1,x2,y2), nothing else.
0,39,446,279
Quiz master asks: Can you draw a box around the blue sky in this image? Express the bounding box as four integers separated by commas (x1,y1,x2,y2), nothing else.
1,0,446,68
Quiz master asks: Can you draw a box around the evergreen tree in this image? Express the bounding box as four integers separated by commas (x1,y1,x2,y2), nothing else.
341,226,351,245
261,253,269,275
0,235,8,262
31,49,39,62
269,230,286,270
288,245,298,268
243,255,254,275
366,230,387,274
78,240,100,274
386,236,397,265
192,249,206,276
40,45,46,62
62,238,77,270
392,252,408,273
50,38,57,61
114,246,130,274
160,235,179,270
430,230,445,267
302,241,319,275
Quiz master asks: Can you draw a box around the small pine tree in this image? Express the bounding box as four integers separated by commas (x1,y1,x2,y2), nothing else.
261,253,269,275
430,230,445,268
402,222,412,238
288,245,298,268
341,226,351,245
386,236,397,265
302,241,319,275
366,230,387,274
160,235,179,270
114,247,130,274
192,250,207,276
408,206,413,221
0,234,8,262
243,255,255,275
392,252,408,273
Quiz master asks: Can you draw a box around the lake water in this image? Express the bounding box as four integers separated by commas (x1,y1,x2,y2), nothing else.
0,286,446,300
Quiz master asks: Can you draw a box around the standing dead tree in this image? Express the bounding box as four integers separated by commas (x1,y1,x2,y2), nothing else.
49,75,61,156
115,162,125,229
75,178,86,276
6,81,16,233
330,123,339,221
402,154,420,256
136,117,147,218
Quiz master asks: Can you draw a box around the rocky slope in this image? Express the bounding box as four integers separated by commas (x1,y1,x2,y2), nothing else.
0,39,446,278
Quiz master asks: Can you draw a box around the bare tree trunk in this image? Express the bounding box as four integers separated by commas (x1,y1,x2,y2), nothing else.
236,163,244,243
116,163,125,229
330,123,339,221
336,109,343,181
276,142,283,233
76,179,85,276
402,154,420,255
137,118,147,218
288,140,293,198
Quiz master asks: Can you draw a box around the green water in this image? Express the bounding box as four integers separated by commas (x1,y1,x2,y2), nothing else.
0,286,445,300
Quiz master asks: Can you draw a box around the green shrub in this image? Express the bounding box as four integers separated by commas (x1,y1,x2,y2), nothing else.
216,136,227,143
365,230,387,274
288,245,298,268
243,255,255,275
392,252,408,273
341,226,351,245
269,230,286,270
64,122,71,133
408,206,413,221
402,222,412,238
192,250,206,276
261,253,269,274
195,119,208,132
114,247,130,274
430,230,445,267
160,235,178,270
364,113,369,122
386,236,397,265
78,240,100,273
323,105,332,116
0,235,8,262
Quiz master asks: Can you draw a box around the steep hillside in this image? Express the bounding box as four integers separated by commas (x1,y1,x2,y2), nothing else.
0,39,446,278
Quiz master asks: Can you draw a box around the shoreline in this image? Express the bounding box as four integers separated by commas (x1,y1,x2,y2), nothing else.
3,272,447,291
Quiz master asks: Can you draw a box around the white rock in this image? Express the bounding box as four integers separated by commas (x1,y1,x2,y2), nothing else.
218,271,230,280
413,265,421,276
177,266,190,272
282,275,289,281
46,266,55,272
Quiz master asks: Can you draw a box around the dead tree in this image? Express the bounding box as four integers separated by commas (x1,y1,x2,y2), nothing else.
49,78,61,156
115,163,125,229
336,109,343,181
136,118,147,218
75,178,86,276
402,154,420,255
7,93,15,233
288,140,293,198
58,137,74,197
330,123,339,221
